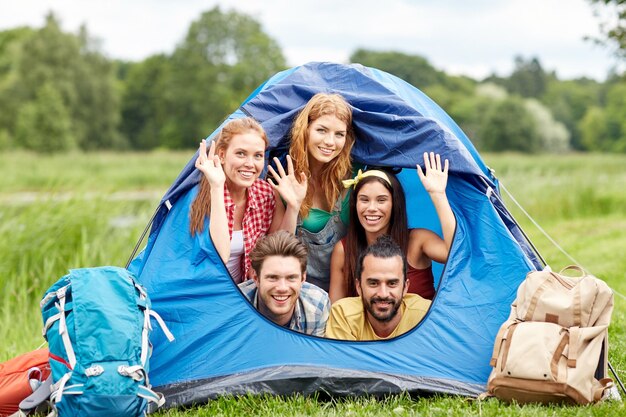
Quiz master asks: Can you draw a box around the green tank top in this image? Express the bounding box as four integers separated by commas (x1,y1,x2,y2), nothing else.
301,191,350,233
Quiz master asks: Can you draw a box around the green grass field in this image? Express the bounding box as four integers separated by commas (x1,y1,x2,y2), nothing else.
1,151,625,416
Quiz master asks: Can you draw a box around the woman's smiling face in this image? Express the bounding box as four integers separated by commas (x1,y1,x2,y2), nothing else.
219,132,266,191
356,180,393,236
306,114,347,166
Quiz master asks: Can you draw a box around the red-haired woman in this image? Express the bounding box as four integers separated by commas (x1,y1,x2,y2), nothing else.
190,117,306,283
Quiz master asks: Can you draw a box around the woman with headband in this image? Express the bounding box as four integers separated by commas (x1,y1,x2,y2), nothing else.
328,152,456,303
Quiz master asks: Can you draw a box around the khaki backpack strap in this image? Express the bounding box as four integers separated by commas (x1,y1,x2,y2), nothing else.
498,323,520,372
593,378,614,402
555,266,585,326
551,330,570,381
548,271,575,289
490,320,515,367
559,265,586,277
476,392,495,401
568,326,580,368
524,277,551,321
476,392,494,401
573,284,582,327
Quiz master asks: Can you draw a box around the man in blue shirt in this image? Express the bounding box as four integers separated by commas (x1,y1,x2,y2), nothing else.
238,231,330,336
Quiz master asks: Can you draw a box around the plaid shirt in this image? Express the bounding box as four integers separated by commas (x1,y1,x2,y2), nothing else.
238,280,330,337
224,179,275,278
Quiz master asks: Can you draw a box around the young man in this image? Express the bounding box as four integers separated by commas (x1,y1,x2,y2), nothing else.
325,235,431,340
238,230,330,336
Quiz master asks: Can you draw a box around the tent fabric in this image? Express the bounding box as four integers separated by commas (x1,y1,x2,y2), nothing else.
128,62,540,407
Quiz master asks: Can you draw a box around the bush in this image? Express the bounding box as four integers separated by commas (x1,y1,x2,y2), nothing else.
479,96,540,153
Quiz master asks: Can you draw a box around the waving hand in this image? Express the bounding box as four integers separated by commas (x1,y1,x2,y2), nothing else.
267,155,308,209
417,152,449,194
195,139,225,188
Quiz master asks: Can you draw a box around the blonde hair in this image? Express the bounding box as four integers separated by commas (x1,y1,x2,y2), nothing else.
289,93,354,218
189,117,268,236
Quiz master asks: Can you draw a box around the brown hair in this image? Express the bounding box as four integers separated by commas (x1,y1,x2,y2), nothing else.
189,117,268,236
288,93,354,218
249,231,308,275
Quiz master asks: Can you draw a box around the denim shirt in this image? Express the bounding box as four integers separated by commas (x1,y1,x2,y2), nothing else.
297,195,348,292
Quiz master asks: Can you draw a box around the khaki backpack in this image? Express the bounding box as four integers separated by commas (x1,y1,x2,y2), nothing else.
486,265,615,404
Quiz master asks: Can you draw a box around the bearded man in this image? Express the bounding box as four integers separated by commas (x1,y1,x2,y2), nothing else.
325,235,431,340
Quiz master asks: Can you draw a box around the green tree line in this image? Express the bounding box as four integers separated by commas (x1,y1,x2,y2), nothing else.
0,7,625,153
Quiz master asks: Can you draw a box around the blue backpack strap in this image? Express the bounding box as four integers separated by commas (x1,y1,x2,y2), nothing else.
49,372,84,405
118,364,166,408
42,285,76,370
137,385,166,408
41,283,78,408
135,282,174,367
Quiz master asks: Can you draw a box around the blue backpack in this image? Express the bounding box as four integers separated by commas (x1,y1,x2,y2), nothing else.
40,266,174,417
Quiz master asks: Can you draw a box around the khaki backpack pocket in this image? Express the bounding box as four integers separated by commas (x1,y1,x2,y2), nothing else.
499,321,568,382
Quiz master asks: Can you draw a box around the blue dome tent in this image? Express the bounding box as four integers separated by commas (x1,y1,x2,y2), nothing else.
128,62,543,407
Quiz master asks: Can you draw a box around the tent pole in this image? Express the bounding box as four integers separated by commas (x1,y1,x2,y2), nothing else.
125,205,160,268
501,205,547,267
608,361,626,397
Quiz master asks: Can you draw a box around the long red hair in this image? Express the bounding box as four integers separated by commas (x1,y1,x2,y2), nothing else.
189,118,268,236
288,93,354,218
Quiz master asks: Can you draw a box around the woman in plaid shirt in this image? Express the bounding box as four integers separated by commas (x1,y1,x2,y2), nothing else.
190,118,306,283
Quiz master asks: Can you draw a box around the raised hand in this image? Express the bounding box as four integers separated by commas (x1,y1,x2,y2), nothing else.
417,152,449,194
267,155,307,209
195,139,225,188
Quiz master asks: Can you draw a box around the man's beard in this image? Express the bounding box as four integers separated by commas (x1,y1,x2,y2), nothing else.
363,296,402,323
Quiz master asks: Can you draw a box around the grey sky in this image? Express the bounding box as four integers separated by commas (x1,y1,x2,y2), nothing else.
1,0,622,80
